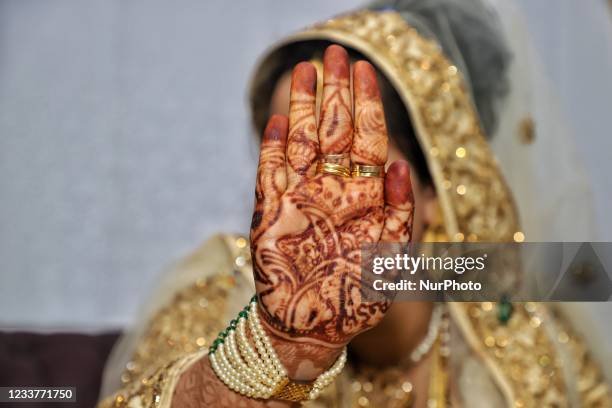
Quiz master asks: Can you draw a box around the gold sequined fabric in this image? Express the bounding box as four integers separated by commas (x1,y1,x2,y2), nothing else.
551,308,612,407
453,302,612,407
463,302,568,406
117,274,235,386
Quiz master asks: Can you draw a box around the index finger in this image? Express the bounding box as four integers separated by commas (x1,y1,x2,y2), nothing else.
287,62,319,185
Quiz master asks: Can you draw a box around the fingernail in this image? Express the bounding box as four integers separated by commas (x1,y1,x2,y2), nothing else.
264,115,289,142
385,160,413,205
324,45,350,80
292,62,317,95
354,61,380,99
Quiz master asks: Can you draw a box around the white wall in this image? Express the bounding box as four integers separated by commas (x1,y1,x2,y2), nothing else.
0,0,360,329
0,0,611,330
515,0,612,240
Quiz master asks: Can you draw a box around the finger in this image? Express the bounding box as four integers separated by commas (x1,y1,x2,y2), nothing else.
287,62,319,185
318,45,353,157
381,161,414,242
351,61,388,166
252,115,288,237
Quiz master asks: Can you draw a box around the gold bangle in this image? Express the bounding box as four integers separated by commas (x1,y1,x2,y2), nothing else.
317,162,351,178
271,378,313,402
351,164,385,178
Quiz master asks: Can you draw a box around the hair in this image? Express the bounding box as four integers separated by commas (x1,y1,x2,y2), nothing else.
376,70,432,185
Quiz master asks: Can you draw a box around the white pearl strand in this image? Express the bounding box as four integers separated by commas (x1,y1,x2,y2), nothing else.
235,317,278,388
247,304,287,379
209,297,348,401
308,343,347,400
409,303,444,363
226,321,272,392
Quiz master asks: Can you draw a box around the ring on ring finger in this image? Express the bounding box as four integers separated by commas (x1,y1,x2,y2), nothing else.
351,164,385,178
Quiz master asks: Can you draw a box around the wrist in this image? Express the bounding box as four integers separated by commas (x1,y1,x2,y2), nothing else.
257,304,344,381
207,296,347,402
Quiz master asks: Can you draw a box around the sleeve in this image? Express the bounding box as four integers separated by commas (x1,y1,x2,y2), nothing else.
97,234,255,408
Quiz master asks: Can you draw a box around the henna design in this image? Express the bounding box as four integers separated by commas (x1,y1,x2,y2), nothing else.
253,175,386,346
351,61,388,166
353,100,388,165
252,115,288,242
172,358,285,408
382,205,414,242
318,45,353,155
381,161,414,242
287,62,318,182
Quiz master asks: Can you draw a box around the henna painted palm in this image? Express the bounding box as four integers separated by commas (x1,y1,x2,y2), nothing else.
251,45,414,348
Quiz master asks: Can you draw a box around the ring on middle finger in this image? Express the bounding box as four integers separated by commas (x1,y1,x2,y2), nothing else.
317,153,351,177
317,162,351,178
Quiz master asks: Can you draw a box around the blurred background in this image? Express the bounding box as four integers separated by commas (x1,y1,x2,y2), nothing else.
0,0,611,371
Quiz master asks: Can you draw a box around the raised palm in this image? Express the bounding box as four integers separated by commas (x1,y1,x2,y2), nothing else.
251,45,414,349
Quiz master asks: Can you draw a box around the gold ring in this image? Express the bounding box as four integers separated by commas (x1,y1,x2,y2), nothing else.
320,153,350,165
317,162,351,178
351,164,385,178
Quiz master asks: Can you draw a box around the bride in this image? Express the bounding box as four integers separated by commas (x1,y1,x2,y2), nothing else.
98,1,610,407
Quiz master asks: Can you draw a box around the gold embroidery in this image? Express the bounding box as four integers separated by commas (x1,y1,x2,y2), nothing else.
551,309,612,407
465,302,568,407
101,351,208,408
106,361,169,407
119,273,236,385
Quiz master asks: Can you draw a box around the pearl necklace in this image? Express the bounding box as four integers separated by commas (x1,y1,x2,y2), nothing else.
409,303,445,363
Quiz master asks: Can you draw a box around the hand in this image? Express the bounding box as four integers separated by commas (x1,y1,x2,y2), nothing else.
250,45,414,366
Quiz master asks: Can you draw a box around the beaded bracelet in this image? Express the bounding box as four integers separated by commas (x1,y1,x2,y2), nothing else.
208,295,347,402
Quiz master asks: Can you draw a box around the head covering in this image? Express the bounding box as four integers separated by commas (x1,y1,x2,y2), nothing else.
369,0,512,138
247,5,610,399
249,2,521,244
